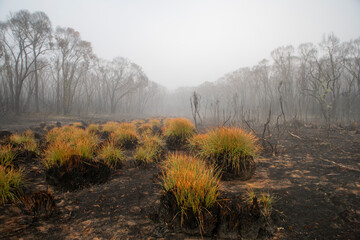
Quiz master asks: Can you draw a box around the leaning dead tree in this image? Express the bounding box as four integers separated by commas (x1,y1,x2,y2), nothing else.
244,104,277,156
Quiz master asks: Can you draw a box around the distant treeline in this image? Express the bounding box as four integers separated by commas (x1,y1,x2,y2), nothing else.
1,10,359,127
0,10,164,117
163,33,360,127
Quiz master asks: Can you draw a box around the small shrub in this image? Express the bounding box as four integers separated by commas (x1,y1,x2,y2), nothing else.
161,153,220,215
0,165,24,204
9,130,37,151
98,141,125,168
162,118,195,149
192,127,259,178
0,145,16,166
135,134,164,165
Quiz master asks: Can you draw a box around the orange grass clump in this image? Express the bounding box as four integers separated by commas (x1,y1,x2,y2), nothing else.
101,121,120,133
131,119,145,126
162,118,195,148
162,118,172,129
135,134,164,164
71,122,83,128
43,126,98,168
161,153,220,215
149,118,161,128
98,141,125,168
148,118,162,133
190,127,259,175
118,122,137,131
9,130,37,151
0,144,16,166
138,123,153,134
110,128,138,149
0,165,24,204
86,123,100,134
100,122,138,149
188,133,208,152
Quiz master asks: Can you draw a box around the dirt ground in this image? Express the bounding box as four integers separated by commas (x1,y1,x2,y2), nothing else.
0,119,359,240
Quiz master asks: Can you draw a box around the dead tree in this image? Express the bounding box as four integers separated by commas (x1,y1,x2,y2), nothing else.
244,104,277,156
190,91,202,130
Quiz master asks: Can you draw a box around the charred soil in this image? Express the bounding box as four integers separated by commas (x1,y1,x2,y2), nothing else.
0,121,359,239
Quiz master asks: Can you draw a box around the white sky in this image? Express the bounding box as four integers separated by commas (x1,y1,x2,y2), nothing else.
1,0,360,89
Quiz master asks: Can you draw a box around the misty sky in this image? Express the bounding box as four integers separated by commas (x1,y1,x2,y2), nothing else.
1,0,360,89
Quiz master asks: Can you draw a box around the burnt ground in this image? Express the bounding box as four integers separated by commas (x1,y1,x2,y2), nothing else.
224,127,360,240
0,122,359,240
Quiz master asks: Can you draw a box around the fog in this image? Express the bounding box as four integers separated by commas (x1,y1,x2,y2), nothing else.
1,0,359,89
0,1,360,127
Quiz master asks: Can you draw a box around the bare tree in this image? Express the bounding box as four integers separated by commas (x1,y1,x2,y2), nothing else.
0,10,50,114
299,34,342,127
54,27,93,115
101,57,148,114
190,91,201,130
27,11,52,112
340,37,360,121
271,45,297,120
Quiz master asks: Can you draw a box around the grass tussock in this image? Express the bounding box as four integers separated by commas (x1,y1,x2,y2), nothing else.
43,126,98,168
98,141,125,168
245,188,274,217
102,121,120,133
9,130,37,151
149,118,161,128
71,122,83,128
161,153,220,215
45,126,73,143
0,165,24,204
190,127,259,174
162,118,195,148
86,123,100,134
118,122,137,131
0,145,16,166
138,123,153,135
149,118,162,134
131,119,145,126
260,193,273,217
110,128,138,149
135,134,164,165
188,133,208,152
